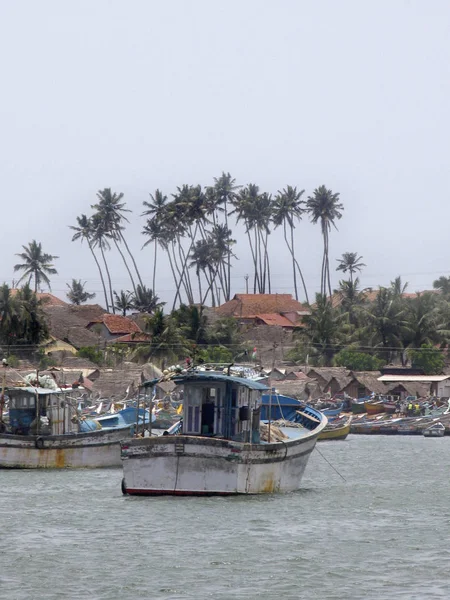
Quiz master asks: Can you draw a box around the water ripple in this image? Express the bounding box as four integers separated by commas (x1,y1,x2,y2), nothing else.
1,436,450,599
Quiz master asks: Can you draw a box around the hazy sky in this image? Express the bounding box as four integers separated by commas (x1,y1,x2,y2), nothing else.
1,0,449,307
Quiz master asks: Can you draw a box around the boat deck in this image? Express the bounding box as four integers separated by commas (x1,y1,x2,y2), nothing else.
260,421,311,442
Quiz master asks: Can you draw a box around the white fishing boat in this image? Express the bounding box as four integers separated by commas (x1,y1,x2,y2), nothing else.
0,381,138,469
120,371,327,496
423,422,445,438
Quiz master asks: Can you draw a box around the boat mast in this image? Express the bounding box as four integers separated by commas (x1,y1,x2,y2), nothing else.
0,359,7,429
35,368,40,435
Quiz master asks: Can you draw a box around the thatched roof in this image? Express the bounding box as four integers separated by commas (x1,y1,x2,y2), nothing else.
269,379,322,401
43,304,105,349
386,381,431,398
90,362,162,399
306,367,351,385
343,371,387,395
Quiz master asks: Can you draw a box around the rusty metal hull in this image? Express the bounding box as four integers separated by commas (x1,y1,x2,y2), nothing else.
121,429,323,495
0,426,134,468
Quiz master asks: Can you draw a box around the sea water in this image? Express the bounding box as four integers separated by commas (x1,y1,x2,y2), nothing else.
1,435,449,600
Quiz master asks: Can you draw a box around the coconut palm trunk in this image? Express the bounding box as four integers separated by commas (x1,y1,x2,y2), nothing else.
113,238,136,295
99,244,115,313
89,242,110,311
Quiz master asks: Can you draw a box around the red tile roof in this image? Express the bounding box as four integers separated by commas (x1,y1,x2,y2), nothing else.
216,294,307,318
113,332,151,343
255,313,297,327
10,289,68,307
88,314,142,335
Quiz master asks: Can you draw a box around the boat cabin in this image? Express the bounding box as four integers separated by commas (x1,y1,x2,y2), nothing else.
7,387,78,436
160,373,268,442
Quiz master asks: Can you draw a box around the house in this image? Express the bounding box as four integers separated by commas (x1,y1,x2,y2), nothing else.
43,303,106,349
377,374,450,398
340,371,387,399
254,314,299,329
216,294,309,327
285,370,313,382
86,314,142,342
305,367,351,392
113,332,152,344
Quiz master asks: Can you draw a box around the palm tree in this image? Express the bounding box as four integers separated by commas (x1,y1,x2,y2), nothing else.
361,287,410,363
14,240,58,293
300,293,344,366
142,190,168,293
132,284,165,314
335,277,366,326
403,292,449,351
307,186,344,298
15,284,49,345
70,214,110,311
433,276,450,296
91,213,115,313
93,188,144,290
211,172,240,300
231,185,273,293
336,252,366,285
66,280,96,305
114,290,134,316
273,185,308,302
0,284,20,346
390,276,408,297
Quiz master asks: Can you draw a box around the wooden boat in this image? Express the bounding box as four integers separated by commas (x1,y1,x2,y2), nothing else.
383,401,397,414
351,401,366,414
0,383,137,468
121,371,327,496
423,422,445,438
321,403,343,417
261,393,304,422
364,401,385,415
318,416,352,441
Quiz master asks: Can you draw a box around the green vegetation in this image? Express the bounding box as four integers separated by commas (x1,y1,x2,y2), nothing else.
67,279,96,305
14,240,58,293
334,349,385,371
408,343,445,375
77,346,104,365
0,283,49,348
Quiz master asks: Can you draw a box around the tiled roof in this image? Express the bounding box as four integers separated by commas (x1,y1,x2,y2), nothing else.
10,289,68,307
88,314,142,335
216,294,307,318
255,313,297,327
113,332,152,343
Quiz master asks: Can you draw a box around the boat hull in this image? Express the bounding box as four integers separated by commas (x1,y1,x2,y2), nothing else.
351,402,366,414
121,431,322,495
364,401,385,415
0,426,134,468
318,418,352,441
423,430,445,438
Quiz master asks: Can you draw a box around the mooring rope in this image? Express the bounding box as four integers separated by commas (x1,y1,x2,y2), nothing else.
314,445,347,482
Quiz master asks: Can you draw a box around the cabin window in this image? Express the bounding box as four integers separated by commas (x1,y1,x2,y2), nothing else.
14,395,36,409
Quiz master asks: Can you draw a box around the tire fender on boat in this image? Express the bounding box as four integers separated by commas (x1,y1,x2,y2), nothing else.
35,437,44,449
121,478,128,495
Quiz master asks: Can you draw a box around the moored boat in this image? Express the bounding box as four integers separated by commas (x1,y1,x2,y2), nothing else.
351,400,366,414
423,422,445,438
321,403,343,417
383,401,397,414
364,401,385,415
318,416,352,441
0,382,137,468
120,371,327,496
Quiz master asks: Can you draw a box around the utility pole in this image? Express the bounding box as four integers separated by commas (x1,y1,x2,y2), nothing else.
244,274,249,294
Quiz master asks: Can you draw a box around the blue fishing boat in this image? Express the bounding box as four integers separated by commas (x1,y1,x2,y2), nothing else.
92,407,154,431
321,403,344,417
